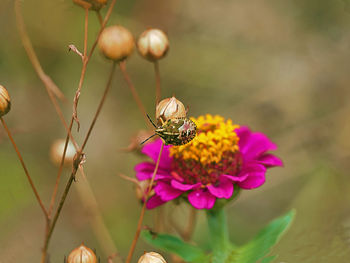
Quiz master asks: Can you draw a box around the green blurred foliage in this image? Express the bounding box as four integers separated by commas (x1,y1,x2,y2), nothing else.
1,0,350,262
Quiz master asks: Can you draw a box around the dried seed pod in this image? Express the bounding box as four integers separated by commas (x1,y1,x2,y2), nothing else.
135,179,154,201
50,139,76,167
73,0,107,11
67,243,97,263
137,29,169,61
98,25,134,61
0,85,11,117
138,252,167,263
156,96,186,125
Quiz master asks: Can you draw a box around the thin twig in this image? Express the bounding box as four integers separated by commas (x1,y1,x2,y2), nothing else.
0,117,48,219
41,62,117,262
73,0,118,125
47,7,91,216
48,0,117,216
77,168,120,260
14,0,66,101
125,142,165,263
154,61,161,105
47,120,74,215
96,10,103,26
14,0,79,150
119,61,151,127
81,62,116,149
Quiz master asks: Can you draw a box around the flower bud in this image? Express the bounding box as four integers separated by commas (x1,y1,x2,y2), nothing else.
67,243,97,263
73,0,107,11
137,29,169,61
98,25,134,61
0,85,11,117
138,252,167,263
50,139,76,167
135,179,154,201
156,96,186,125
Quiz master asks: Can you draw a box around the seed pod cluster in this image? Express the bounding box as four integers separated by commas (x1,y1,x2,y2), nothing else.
67,243,97,263
98,27,170,63
138,252,167,263
0,85,11,117
137,29,169,61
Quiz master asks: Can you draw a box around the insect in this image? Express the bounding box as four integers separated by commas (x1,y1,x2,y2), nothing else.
141,115,197,146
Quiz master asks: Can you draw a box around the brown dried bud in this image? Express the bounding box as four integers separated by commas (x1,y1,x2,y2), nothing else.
50,139,76,167
0,85,11,117
135,179,154,201
137,29,169,61
67,243,97,263
138,252,167,263
156,96,186,125
98,25,134,61
73,0,107,11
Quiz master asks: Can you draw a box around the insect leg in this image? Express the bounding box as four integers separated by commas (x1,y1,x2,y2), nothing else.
140,133,157,145
146,114,157,128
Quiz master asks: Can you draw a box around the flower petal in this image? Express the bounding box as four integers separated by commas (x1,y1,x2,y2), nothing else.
134,162,171,181
171,180,201,191
188,189,216,209
237,163,266,189
146,195,166,209
222,173,249,182
155,181,183,201
236,127,277,161
142,139,172,169
207,176,234,199
258,154,283,167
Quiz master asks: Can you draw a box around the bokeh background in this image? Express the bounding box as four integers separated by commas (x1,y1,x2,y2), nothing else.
1,0,350,262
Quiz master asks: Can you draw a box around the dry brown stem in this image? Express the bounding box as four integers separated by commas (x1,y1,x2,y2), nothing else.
154,61,161,105
125,142,165,263
0,117,48,219
41,62,117,262
119,61,151,128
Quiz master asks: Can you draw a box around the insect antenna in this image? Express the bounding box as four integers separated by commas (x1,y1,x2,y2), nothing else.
146,114,157,128
140,133,157,145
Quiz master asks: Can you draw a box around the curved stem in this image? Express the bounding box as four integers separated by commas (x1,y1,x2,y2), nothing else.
154,61,161,105
0,117,48,219
125,142,165,263
119,61,151,128
41,63,117,262
77,168,120,260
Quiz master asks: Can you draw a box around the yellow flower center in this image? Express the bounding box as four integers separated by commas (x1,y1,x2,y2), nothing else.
170,114,240,165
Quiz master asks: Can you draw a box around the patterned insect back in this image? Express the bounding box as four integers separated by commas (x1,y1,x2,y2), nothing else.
156,117,197,146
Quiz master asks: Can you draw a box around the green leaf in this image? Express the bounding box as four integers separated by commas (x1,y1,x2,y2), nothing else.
141,230,208,262
230,209,295,263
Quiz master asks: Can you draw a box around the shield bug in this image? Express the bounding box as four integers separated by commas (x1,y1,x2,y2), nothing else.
141,115,197,146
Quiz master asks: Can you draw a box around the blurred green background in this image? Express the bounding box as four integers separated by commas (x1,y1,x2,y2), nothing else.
1,0,350,262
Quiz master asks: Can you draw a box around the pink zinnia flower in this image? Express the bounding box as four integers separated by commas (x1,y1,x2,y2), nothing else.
135,114,283,210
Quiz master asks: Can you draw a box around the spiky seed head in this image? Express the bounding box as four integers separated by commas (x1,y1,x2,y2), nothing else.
156,96,186,125
67,243,97,263
98,25,135,61
0,85,11,117
138,252,167,263
137,29,169,61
